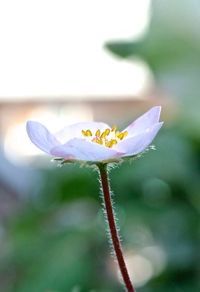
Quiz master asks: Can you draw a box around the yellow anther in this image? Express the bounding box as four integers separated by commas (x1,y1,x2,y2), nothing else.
82,130,87,136
111,126,117,132
82,129,92,137
95,129,101,137
117,133,124,140
115,131,121,138
118,131,128,140
105,128,110,136
123,131,128,138
112,139,117,144
101,131,107,139
105,141,109,147
82,126,128,148
92,137,103,144
97,139,103,145
109,139,117,148
105,141,111,148
86,129,92,136
116,130,128,140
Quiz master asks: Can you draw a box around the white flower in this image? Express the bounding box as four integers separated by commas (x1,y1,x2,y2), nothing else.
26,106,163,162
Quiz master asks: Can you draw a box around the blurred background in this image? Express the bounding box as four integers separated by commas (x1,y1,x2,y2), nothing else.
0,0,199,291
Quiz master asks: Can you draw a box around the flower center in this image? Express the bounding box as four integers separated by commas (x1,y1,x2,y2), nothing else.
81,126,128,148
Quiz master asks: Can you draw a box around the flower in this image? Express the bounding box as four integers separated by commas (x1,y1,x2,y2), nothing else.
26,106,163,163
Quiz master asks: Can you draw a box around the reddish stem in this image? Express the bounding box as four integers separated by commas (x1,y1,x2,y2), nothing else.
98,164,135,292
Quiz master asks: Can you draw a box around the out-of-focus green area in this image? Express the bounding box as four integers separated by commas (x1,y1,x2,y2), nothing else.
1,126,200,292
0,1,200,291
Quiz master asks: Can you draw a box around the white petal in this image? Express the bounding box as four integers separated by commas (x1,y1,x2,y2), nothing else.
26,121,60,154
50,138,124,161
115,122,163,156
124,106,161,136
55,121,111,143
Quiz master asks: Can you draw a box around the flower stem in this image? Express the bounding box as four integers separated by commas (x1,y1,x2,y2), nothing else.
98,164,135,292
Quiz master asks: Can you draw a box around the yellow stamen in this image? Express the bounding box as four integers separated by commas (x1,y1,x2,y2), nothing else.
101,131,107,139
86,129,92,136
111,126,117,132
117,133,124,140
82,130,87,136
93,137,103,145
117,131,127,140
115,131,121,138
82,126,128,148
82,129,92,136
109,139,118,148
123,131,128,138
105,128,110,136
96,129,101,137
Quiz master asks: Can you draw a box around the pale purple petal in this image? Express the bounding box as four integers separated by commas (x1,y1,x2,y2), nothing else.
115,122,163,156
124,106,161,136
50,138,124,161
55,121,111,143
26,121,60,154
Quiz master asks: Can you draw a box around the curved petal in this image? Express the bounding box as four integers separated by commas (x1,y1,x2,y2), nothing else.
115,122,163,156
124,106,161,136
55,121,111,143
26,121,60,154
50,138,124,161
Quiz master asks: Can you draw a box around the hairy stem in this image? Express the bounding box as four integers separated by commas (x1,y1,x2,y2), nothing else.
98,164,135,292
